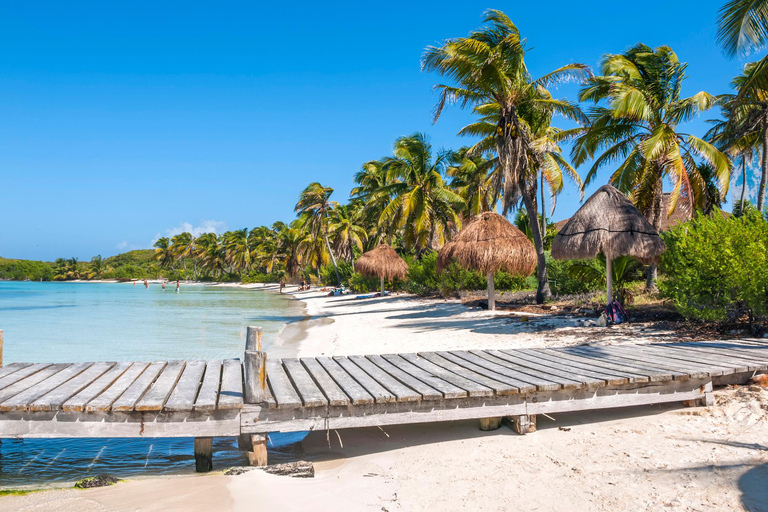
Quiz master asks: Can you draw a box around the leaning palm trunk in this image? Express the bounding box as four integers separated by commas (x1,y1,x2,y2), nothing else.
760,120,768,212
740,157,747,214
645,186,663,291
322,230,342,287
522,190,551,303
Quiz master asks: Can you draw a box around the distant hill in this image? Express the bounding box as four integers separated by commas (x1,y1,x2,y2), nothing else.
104,249,156,266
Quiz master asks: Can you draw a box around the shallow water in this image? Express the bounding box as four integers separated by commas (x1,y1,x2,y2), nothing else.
0,281,308,488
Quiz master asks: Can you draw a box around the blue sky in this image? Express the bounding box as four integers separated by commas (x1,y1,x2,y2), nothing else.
0,1,754,261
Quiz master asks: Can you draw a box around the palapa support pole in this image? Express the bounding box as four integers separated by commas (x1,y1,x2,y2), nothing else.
606,257,613,304
486,272,495,311
380,275,385,296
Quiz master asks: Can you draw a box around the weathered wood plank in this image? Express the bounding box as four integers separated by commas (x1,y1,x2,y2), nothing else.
417,352,516,395
62,362,134,412
164,361,206,412
612,346,730,376
316,357,374,405
0,363,53,391
30,362,115,412
348,355,421,402
497,350,606,389
300,357,350,406
0,364,70,404
672,342,768,366
382,354,467,399
437,351,535,393
218,359,244,409
135,361,187,412
283,358,328,407
365,355,442,401
572,345,712,379
111,362,167,412
485,350,585,390
266,359,303,408
562,346,685,381
0,363,92,411
334,356,395,403
519,349,629,385
545,348,655,383
85,362,151,412
194,360,222,411
0,363,32,381
453,351,561,392
656,345,757,372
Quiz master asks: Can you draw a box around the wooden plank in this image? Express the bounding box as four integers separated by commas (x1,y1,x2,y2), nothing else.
0,363,52,391
519,349,630,385
30,362,115,412
0,364,70,404
316,357,374,405
348,355,421,402
85,362,150,412
655,345,757,372
111,362,167,412
282,358,328,407
573,346,714,379
300,357,350,406
334,356,395,403
678,342,768,364
0,363,92,411
218,359,244,409
453,351,561,392
194,360,222,411
62,362,134,412
485,350,586,390
164,361,206,412
135,361,186,411
545,348,655,383
418,352,518,395
0,363,32,381
563,346,686,381
266,359,303,408
614,346,731,376
365,355,442,401
382,354,467,399
437,351,536,393
498,350,606,388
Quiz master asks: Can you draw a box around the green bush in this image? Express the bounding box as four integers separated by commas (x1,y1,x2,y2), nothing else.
0,258,54,281
348,272,383,292
545,253,598,295
319,261,354,286
242,271,284,284
660,210,768,323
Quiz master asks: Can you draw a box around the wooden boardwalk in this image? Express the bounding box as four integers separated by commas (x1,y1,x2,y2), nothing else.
1,329,767,470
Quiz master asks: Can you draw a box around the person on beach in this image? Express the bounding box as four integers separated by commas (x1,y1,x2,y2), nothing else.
279,280,284,293
144,279,148,289
133,281,136,286
175,280,180,293
162,281,166,290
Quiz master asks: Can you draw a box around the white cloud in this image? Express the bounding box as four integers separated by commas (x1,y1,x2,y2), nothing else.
116,241,129,250
151,220,228,244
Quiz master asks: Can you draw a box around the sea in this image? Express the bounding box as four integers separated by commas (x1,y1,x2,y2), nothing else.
0,281,308,488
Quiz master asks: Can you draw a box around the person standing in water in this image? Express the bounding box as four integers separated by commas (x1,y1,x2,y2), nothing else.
144,279,149,289
175,280,180,293
162,280,166,291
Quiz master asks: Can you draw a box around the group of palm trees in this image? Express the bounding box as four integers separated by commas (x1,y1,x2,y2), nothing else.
149,5,768,302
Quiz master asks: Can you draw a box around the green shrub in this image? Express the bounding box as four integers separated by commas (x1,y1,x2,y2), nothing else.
348,272,382,292
319,261,354,286
659,210,768,323
403,252,441,295
546,253,597,295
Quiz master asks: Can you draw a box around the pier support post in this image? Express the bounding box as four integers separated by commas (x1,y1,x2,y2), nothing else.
246,326,263,352
246,434,268,467
504,415,537,435
194,437,213,472
479,417,502,431
684,381,714,408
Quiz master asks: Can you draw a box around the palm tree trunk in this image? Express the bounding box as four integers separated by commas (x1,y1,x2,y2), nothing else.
759,121,768,212
740,156,747,215
540,173,547,238
645,186,663,292
522,187,551,304
322,230,342,287
486,271,495,311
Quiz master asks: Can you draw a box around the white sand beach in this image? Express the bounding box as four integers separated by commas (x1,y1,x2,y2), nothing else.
2,291,767,512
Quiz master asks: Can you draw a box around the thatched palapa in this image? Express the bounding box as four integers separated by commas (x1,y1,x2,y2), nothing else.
355,244,408,295
551,184,666,303
438,212,536,310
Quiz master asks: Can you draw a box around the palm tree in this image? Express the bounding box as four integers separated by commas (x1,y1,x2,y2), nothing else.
351,160,393,247
222,229,251,277
422,9,591,303
153,237,174,270
88,255,105,279
378,133,465,253
170,232,195,278
569,43,730,289
328,204,367,262
446,147,499,219
717,0,768,58
195,232,223,278
295,182,341,286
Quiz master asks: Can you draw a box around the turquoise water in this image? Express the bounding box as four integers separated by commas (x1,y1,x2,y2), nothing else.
0,281,307,488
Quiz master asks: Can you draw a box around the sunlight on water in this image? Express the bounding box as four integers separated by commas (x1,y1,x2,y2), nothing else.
0,282,309,489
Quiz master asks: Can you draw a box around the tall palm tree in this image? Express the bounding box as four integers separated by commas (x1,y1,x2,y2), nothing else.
222,229,251,276
569,44,730,289
717,0,768,58
195,232,223,278
88,255,105,280
153,237,174,270
422,9,591,303
446,147,499,219
351,160,393,247
170,232,195,278
295,182,341,286
328,203,367,262
378,133,465,253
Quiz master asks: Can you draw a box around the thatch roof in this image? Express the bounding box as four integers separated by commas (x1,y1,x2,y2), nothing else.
551,185,666,264
437,212,537,276
355,244,409,280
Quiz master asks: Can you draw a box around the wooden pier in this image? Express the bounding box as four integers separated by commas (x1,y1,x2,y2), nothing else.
1,326,767,472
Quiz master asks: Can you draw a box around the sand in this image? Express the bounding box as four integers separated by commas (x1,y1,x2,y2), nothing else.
3,291,767,512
